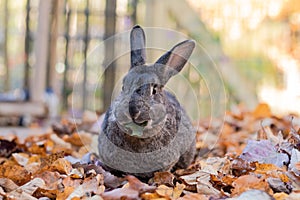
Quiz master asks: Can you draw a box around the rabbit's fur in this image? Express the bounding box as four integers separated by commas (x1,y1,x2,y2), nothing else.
98,25,196,178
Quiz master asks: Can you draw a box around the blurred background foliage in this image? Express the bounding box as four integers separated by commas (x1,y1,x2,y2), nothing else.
0,0,299,124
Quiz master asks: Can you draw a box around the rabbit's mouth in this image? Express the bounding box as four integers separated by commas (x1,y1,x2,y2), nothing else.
134,120,148,127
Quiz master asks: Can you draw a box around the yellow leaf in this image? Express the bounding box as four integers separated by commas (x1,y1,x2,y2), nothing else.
51,158,72,174
273,192,289,200
172,183,185,199
141,192,161,200
156,185,173,197
254,163,281,174
252,103,271,119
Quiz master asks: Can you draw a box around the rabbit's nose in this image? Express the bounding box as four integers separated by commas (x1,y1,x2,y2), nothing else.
129,103,140,120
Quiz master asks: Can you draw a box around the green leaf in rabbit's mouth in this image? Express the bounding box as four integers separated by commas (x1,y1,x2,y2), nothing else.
135,121,148,127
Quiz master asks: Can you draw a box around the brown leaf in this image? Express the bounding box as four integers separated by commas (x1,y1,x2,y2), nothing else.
252,103,272,119
231,158,256,176
52,119,76,136
0,160,31,185
12,153,29,166
172,183,186,199
0,139,17,157
180,170,220,196
156,185,173,197
231,175,271,196
67,175,104,199
101,175,155,200
178,193,209,200
62,176,82,188
267,177,292,193
8,178,45,199
0,178,18,192
140,192,161,199
34,171,61,191
56,186,74,200
152,171,175,186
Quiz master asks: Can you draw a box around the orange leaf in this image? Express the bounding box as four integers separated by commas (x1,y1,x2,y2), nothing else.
252,103,271,119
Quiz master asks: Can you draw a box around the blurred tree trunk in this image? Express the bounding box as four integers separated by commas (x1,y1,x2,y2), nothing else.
24,0,31,96
168,0,257,108
30,0,51,102
46,0,61,91
4,0,9,91
103,0,117,111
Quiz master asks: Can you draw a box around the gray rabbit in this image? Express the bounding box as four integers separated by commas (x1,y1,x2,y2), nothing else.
98,25,196,179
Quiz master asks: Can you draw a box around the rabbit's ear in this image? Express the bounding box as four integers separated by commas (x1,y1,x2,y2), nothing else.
156,40,195,82
130,25,146,68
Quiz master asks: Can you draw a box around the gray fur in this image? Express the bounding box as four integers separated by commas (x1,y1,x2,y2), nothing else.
98,25,196,179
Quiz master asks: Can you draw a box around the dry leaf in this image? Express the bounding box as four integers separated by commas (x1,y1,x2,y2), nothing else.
50,158,72,174
66,175,103,199
0,178,18,192
178,193,209,200
152,171,175,186
12,153,29,166
229,189,273,200
273,192,289,200
0,139,17,157
253,103,272,119
35,171,61,191
289,149,300,176
172,183,186,199
101,175,155,200
8,178,45,199
240,140,289,167
0,160,31,185
231,175,271,196
267,177,292,193
156,185,173,197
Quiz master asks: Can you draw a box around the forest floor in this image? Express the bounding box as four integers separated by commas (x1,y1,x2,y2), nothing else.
0,103,300,200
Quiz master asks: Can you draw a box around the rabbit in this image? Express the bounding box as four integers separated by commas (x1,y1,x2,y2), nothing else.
98,25,196,179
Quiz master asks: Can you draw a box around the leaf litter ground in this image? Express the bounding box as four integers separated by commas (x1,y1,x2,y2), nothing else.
0,103,300,199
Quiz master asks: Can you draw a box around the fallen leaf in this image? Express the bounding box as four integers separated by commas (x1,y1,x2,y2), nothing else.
180,170,220,196
0,178,18,192
0,139,17,157
231,175,271,196
50,133,72,149
267,177,292,193
50,158,72,174
156,185,173,197
196,172,220,196
178,193,210,200
35,171,61,191
229,189,273,200
231,158,256,176
56,186,74,200
273,192,289,200
172,183,186,199
69,168,84,179
289,149,300,176
252,103,272,119
0,160,31,185
152,171,175,186
62,176,82,188
12,153,29,166
254,163,282,174
8,178,45,199
239,140,289,167
140,192,161,199
66,175,103,199
101,175,155,200
200,157,230,175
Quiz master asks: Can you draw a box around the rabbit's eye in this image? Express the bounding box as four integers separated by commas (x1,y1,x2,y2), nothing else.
151,84,158,95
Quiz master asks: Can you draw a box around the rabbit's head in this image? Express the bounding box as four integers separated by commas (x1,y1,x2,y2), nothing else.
112,25,195,138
